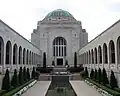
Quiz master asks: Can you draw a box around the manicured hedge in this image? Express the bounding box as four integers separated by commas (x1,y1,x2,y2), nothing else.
36,67,53,73
0,90,7,96
114,88,120,93
3,79,34,96
86,78,120,96
67,67,84,73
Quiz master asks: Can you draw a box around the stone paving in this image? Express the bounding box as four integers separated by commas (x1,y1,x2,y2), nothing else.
70,81,102,96
22,81,51,96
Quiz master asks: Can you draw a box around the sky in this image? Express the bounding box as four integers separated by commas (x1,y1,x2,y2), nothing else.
0,0,120,42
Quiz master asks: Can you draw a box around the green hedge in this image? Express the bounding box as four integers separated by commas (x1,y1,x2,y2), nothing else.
86,78,120,96
3,79,35,96
114,88,120,93
0,90,7,96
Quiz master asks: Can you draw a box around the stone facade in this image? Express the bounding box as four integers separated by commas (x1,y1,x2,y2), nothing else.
0,20,42,74
31,9,88,66
78,19,120,87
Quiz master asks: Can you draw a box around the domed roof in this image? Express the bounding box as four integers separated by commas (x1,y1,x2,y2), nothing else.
45,9,74,18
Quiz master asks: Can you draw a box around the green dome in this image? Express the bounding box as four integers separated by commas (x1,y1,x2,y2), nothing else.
46,9,73,18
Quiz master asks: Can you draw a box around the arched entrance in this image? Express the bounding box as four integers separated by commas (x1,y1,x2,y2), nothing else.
53,37,67,66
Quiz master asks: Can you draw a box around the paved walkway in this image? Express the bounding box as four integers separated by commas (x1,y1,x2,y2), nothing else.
70,81,102,96
22,81,51,96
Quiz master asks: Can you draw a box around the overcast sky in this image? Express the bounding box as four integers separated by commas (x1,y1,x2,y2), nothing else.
0,0,120,41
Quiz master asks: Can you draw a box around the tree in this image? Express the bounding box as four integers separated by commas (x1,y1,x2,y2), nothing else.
18,67,23,85
32,67,36,79
2,69,11,91
52,60,55,66
102,68,109,85
43,52,46,68
90,69,94,79
27,68,30,81
74,52,77,68
110,70,118,89
94,69,97,81
23,67,27,82
85,67,88,78
97,68,102,83
11,69,18,88
65,60,68,66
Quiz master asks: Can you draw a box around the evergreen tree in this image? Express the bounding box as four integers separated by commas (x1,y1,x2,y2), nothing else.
85,67,88,78
65,60,68,66
32,67,36,79
97,68,102,83
18,67,23,85
2,69,11,91
27,68,30,80
110,70,118,89
52,60,55,66
11,69,18,88
23,67,27,82
102,68,109,85
90,69,94,79
94,69,97,81
74,52,77,68
43,52,46,68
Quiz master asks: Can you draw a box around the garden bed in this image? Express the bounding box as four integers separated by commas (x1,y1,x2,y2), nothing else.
36,67,53,73
67,67,84,73
85,78,120,96
2,79,37,96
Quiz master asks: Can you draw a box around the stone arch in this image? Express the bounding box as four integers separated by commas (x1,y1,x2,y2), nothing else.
32,52,33,64
91,49,94,64
109,40,115,63
117,37,120,64
94,47,97,64
23,48,26,64
0,37,4,65
19,46,22,64
86,52,89,64
89,50,91,64
26,50,29,64
13,44,17,64
29,51,31,64
103,43,108,63
6,41,12,64
98,46,102,64
53,37,67,57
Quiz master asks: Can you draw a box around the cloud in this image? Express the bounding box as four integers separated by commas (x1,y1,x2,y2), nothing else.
0,0,120,41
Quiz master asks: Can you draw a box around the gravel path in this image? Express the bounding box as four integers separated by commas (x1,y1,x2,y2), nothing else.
22,81,51,96
70,81,102,96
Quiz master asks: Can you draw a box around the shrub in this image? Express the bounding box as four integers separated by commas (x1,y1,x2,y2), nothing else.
27,68,30,80
3,79,34,96
0,90,7,95
86,78,120,96
90,69,94,79
23,67,27,82
2,69,11,91
94,69,97,81
11,69,18,88
74,52,77,68
102,68,109,85
32,67,36,79
80,71,86,79
67,66,84,73
18,67,24,85
65,60,68,66
52,60,55,66
43,52,46,68
97,68,102,83
85,67,88,78
110,70,118,89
